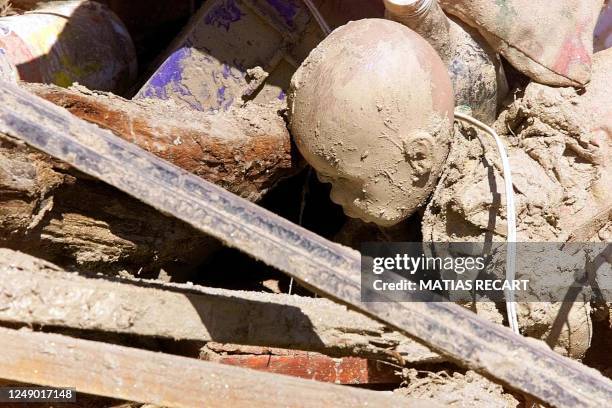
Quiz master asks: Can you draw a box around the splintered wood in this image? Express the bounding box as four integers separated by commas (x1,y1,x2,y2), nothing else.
0,80,611,407
0,132,217,275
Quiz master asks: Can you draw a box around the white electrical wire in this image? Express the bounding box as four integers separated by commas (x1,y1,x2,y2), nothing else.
454,112,519,335
301,0,332,35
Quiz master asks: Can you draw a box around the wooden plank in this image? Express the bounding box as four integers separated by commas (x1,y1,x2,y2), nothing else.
0,248,440,363
0,327,430,408
0,81,610,407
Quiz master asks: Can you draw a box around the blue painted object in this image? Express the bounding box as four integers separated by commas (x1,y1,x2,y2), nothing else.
136,0,321,112
0,48,17,82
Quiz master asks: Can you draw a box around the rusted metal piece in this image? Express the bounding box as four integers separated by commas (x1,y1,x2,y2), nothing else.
0,327,427,408
0,82,611,407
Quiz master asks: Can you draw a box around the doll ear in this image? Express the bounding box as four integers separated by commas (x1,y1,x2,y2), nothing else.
402,131,434,179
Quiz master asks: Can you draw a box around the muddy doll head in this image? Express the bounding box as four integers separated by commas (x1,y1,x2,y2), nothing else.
289,19,454,226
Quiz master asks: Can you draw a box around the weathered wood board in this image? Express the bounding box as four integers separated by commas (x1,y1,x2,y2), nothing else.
0,248,440,363
0,327,430,407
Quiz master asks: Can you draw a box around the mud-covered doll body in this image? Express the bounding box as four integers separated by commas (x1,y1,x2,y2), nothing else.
289,19,454,226
421,49,612,359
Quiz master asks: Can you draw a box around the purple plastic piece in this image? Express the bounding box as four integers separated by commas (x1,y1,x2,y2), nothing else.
266,0,299,27
136,0,312,112
139,47,204,111
205,0,245,31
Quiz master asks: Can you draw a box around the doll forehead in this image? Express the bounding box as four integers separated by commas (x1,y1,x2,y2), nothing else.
312,135,408,169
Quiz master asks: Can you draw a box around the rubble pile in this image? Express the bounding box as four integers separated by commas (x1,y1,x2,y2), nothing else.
0,0,610,406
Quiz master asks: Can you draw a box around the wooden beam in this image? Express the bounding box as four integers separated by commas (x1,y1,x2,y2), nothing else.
0,248,440,363
26,82,298,202
1,81,610,407
0,327,432,408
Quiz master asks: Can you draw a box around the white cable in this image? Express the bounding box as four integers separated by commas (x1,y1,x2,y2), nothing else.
454,111,519,335
301,0,331,36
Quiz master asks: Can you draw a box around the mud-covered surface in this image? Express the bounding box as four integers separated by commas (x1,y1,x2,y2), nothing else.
384,0,453,65
383,3,507,124
0,248,442,363
0,3,611,406
0,0,11,16
28,83,299,202
447,16,508,124
584,306,612,378
422,48,612,360
0,80,301,276
439,0,604,86
424,48,612,243
395,369,520,408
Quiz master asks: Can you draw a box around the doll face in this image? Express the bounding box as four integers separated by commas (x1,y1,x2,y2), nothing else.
289,19,454,226
307,129,442,226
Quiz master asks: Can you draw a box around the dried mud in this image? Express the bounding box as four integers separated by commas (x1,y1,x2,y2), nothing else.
395,369,519,408
423,48,612,359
